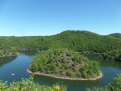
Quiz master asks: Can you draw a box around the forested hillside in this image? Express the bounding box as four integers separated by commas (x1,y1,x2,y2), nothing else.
0,44,18,57
108,33,121,39
99,49,121,62
0,36,49,49
24,30,121,53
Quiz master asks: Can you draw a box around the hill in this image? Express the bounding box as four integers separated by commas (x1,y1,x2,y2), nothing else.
108,33,121,39
27,48,102,80
0,36,50,49
24,30,121,53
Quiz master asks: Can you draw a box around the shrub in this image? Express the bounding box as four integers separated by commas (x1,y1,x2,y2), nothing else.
79,67,86,73
54,50,60,55
76,72,82,77
89,64,94,70
67,52,72,56
66,71,72,77
82,71,87,78
72,56,78,62
88,69,93,77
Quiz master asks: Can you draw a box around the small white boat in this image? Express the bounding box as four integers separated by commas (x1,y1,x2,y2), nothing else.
12,74,14,76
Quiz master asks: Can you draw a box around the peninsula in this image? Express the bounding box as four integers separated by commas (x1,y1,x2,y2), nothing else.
27,48,102,80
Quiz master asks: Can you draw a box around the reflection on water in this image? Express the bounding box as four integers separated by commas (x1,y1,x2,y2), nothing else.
0,56,17,67
81,53,121,69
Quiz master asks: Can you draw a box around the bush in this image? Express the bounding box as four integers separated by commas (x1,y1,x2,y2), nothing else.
76,72,82,77
79,67,86,73
54,50,60,55
89,64,94,70
66,71,72,77
72,56,78,62
88,69,93,77
82,71,87,78
67,52,72,56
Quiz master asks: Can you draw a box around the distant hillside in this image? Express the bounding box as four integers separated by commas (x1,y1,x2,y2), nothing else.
108,33,121,39
0,36,50,49
0,44,18,57
24,30,121,53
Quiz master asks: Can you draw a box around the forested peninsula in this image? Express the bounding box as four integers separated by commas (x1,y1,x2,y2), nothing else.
99,49,121,62
0,44,18,57
27,48,102,80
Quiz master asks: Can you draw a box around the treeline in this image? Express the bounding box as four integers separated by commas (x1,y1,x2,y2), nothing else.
24,30,121,53
0,74,121,91
99,49,121,62
0,44,18,57
108,33,121,39
0,30,121,53
0,36,49,49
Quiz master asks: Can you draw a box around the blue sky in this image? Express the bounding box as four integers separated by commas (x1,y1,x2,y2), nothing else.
0,0,121,36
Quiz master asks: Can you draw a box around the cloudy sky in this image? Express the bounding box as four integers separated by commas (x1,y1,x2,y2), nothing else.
0,0,121,36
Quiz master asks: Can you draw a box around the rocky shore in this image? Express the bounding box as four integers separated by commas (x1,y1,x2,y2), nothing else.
0,53,19,57
27,68,103,81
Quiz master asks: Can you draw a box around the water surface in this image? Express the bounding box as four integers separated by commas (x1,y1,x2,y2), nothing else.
0,51,121,91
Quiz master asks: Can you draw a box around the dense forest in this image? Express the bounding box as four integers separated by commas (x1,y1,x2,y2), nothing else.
24,30,121,53
0,36,49,49
0,44,18,57
99,49,121,62
0,74,121,91
108,33,121,39
0,30,121,53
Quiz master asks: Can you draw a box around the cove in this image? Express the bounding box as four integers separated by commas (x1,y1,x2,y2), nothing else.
0,50,121,91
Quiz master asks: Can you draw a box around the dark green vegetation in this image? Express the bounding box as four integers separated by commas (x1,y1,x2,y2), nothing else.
0,36,49,49
0,44,18,57
28,48,100,79
1,30,121,53
99,49,121,62
85,74,121,91
25,30,121,53
0,74,121,91
108,33,121,39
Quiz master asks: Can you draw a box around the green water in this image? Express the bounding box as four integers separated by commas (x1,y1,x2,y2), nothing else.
0,51,121,91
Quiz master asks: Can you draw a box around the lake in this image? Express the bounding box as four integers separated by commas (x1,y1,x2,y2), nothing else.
0,50,121,91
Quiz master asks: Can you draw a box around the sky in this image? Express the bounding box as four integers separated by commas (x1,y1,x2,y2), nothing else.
0,0,121,36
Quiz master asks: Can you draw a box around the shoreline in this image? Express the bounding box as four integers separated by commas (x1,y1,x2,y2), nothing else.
0,53,19,57
27,68,103,81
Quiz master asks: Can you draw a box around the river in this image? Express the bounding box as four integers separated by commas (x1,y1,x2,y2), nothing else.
0,50,121,91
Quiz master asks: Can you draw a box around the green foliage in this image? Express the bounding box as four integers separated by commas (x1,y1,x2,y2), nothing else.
79,67,86,73
22,30,121,53
66,71,72,77
108,74,121,91
88,69,93,76
72,56,78,62
100,49,121,62
108,33,121,39
54,50,60,55
0,74,67,91
66,52,72,56
82,71,87,78
85,74,121,91
89,64,94,70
